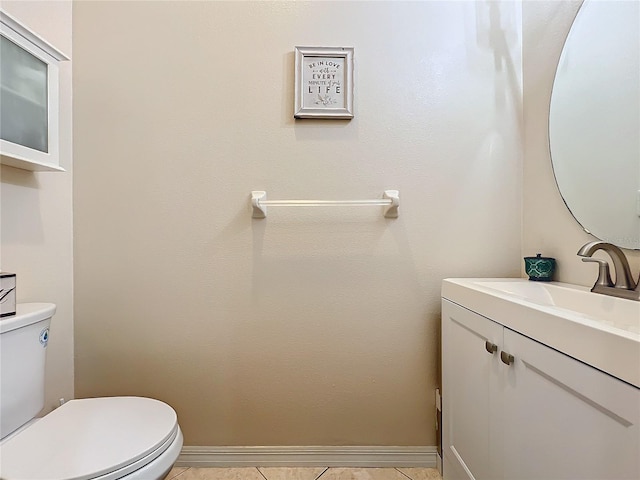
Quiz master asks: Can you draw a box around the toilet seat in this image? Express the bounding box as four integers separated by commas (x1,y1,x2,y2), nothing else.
0,396,179,480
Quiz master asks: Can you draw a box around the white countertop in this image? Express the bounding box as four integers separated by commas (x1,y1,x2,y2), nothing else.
442,278,640,388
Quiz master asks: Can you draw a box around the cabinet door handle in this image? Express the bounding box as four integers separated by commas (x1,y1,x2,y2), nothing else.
485,341,498,354
500,351,515,365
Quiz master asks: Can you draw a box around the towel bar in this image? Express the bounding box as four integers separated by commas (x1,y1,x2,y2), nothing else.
251,190,399,219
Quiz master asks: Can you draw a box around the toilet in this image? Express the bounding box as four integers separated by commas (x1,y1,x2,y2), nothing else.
0,303,183,480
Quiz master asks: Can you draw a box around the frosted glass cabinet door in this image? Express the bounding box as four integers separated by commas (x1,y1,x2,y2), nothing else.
0,35,48,153
0,11,68,171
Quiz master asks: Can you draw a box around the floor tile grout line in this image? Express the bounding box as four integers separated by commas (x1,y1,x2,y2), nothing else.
256,466,269,480
394,467,414,480
168,467,191,480
256,466,329,480
314,466,330,480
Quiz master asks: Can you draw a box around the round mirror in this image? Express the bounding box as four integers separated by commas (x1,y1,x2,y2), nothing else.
549,0,640,249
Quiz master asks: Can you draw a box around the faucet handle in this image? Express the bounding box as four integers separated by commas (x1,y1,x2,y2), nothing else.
581,258,614,288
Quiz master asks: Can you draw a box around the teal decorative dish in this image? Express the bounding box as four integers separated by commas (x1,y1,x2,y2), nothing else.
524,254,556,282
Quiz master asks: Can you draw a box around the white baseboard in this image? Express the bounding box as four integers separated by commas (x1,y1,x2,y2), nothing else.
176,445,437,468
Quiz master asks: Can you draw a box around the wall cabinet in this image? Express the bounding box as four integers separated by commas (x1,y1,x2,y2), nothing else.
0,11,69,172
442,299,640,480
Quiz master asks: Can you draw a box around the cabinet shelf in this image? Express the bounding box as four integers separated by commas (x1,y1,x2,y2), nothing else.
1,84,47,109
0,153,65,172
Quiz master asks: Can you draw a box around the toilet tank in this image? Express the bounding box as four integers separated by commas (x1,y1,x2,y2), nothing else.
0,303,56,439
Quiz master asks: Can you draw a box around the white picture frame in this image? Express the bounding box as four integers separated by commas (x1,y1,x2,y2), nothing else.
294,46,354,119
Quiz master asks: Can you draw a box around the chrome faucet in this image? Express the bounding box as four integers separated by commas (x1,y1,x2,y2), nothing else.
577,241,640,301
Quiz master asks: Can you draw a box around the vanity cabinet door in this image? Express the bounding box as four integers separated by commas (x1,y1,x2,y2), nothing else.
442,300,503,480
502,327,640,480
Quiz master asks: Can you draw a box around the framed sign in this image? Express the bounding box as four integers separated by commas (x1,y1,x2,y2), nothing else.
294,46,354,119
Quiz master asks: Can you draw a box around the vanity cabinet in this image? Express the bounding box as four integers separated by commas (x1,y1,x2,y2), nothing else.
0,11,69,171
442,299,640,480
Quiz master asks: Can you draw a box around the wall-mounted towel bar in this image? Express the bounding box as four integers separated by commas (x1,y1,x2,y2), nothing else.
251,190,399,219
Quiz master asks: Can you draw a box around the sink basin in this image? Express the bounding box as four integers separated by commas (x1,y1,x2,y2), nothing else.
442,278,640,387
474,280,639,335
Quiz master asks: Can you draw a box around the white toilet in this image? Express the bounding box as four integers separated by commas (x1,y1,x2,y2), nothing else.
0,303,184,480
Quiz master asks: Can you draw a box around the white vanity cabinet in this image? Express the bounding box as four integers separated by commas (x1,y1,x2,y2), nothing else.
442,299,640,480
442,299,502,480
0,11,69,171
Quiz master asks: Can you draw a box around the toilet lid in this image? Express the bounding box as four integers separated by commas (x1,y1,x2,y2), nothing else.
0,396,178,480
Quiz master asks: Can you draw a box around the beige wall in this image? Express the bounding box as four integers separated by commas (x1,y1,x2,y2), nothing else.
522,0,640,284
1,0,635,451
0,0,74,413
73,1,522,446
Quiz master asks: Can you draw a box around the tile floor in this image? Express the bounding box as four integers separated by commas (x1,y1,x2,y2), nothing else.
166,466,442,480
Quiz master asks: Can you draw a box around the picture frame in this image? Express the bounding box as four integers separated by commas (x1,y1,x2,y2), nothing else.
294,46,354,119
